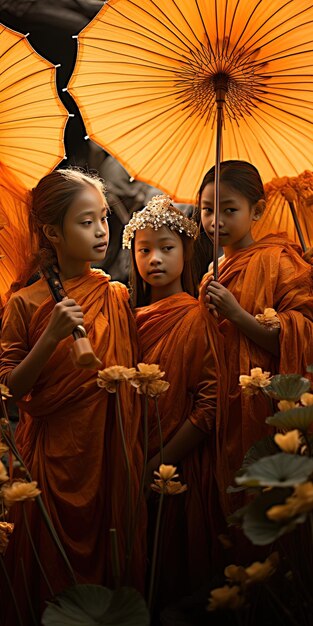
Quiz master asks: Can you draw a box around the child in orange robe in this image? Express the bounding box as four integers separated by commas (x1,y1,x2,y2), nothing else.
0,169,145,625
123,195,227,603
198,160,313,491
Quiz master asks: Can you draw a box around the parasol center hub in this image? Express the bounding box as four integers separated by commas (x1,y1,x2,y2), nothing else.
213,73,229,105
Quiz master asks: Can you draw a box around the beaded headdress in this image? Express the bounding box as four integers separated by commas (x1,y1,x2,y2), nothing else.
122,195,198,249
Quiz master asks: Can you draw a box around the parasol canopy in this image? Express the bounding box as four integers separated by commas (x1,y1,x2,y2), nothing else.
0,24,68,299
0,23,68,188
253,171,313,250
68,0,313,204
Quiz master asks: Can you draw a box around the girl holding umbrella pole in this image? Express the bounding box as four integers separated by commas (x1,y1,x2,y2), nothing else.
198,160,313,508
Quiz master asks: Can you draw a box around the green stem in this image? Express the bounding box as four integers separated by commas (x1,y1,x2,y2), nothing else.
115,387,131,575
0,414,77,585
22,504,54,597
35,495,77,585
3,401,17,445
0,428,31,481
0,398,16,448
0,395,9,420
148,491,164,612
126,393,148,583
20,557,38,626
0,554,23,626
265,393,275,418
142,394,149,488
154,397,164,466
0,398,32,482
109,528,121,590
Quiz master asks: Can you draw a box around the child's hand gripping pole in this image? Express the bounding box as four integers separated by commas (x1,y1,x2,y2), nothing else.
43,267,102,370
199,276,219,319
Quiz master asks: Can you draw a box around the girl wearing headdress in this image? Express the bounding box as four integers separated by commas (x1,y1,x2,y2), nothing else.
123,195,227,604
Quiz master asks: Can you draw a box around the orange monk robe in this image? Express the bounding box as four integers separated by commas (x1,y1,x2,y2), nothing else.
202,234,313,486
135,293,228,597
0,269,145,625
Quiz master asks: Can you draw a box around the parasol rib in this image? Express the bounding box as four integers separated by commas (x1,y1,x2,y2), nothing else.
109,1,200,54
68,0,313,235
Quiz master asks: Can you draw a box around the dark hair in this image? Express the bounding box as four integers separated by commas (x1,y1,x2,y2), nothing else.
191,160,265,281
191,200,214,284
196,160,265,217
191,230,214,285
129,206,198,308
12,168,106,291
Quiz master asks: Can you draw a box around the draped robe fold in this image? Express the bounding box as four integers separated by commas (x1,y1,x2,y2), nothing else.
135,293,227,597
0,269,145,625
202,235,313,487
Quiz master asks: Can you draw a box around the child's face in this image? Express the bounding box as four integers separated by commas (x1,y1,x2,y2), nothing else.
57,185,109,263
134,226,184,290
200,182,257,250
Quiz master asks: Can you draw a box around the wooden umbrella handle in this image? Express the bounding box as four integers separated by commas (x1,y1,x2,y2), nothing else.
288,201,307,252
42,266,67,304
43,267,102,369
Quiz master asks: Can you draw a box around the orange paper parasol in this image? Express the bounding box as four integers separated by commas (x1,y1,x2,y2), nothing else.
69,0,313,201
253,171,313,250
68,0,313,276
0,24,68,299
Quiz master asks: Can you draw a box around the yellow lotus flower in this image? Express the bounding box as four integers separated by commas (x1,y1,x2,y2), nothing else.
151,479,187,495
239,375,252,386
151,464,187,495
245,552,279,584
155,464,178,481
301,393,313,406
0,522,14,555
278,400,298,411
207,585,245,611
239,368,271,395
224,564,248,585
130,363,167,395
97,365,136,393
292,482,313,514
267,483,313,521
0,384,11,399
250,368,271,383
145,380,170,398
274,430,301,454
255,308,280,329
137,363,164,378
2,481,41,507
267,501,297,521
0,461,8,483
